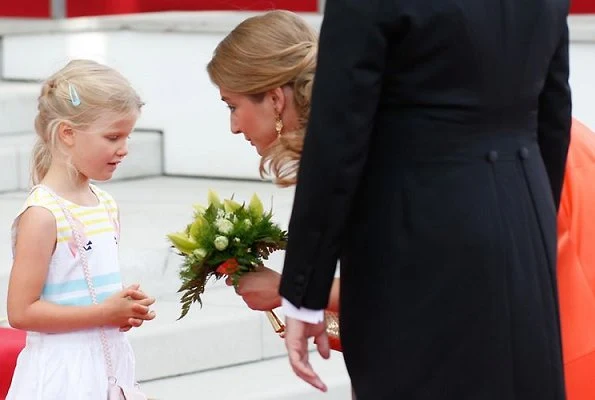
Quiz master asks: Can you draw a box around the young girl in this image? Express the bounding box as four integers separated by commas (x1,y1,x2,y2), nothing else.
208,11,341,316
6,59,155,399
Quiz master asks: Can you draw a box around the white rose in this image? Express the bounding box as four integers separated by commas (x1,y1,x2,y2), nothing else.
214,236,229,251
215,218,234,234
193,248,207,260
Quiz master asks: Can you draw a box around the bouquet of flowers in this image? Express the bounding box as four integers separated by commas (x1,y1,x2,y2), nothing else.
167,190,288,329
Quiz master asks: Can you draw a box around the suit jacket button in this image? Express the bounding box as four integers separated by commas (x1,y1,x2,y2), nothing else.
519,147,529,160
295,275,305,285
487,150,499,162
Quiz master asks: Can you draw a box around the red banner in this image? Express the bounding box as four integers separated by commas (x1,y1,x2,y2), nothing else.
0,0,316,18
0,0,49,18
571,0,594,13
68,0,316,17
0,328,26,399
0,1,592,25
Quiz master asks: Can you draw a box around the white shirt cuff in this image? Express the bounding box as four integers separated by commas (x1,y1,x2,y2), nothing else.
282,298,325,324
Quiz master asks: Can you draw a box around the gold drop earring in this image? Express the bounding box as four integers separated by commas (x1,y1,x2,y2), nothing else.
275,114,284,138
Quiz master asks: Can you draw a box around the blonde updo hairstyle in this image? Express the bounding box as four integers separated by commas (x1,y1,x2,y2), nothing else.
207,10,317,186
32,59,144,185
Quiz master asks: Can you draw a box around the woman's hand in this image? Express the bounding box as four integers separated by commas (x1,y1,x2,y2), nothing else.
226,265,282,310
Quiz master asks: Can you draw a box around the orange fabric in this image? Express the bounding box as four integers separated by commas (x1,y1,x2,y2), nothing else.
557,118,595,400
328,335,343,352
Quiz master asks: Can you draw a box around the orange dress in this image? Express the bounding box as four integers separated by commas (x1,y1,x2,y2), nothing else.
557,118,595,400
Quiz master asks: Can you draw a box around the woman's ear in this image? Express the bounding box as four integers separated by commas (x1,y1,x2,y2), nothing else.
58,122,76,147
269,87,286,114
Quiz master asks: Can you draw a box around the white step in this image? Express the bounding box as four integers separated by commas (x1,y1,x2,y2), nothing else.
0,177,313,383
0,178,292,313
0,80,164,192
3,13,595,179
0,130,164,192
0,81,38,192
0,14,291,179
140,351,351,400
0,82,38,136
128,291,290,381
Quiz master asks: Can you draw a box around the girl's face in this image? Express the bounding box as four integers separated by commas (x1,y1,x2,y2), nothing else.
219,88,279,156
65,112,138,182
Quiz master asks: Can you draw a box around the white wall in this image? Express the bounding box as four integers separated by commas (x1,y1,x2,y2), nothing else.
1,13,593,179
569,43,595,128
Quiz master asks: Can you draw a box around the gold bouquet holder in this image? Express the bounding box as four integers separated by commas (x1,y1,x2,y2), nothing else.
265,310,285,333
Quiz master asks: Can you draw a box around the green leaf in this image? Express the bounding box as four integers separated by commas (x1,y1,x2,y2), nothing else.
189,215,208,239
167,232,199,255
208,189,222,208
193,203,206,215
224,199,242,213
248,194,264,221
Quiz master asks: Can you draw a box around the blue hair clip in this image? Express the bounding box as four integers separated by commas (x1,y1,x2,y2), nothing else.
68,83,81,107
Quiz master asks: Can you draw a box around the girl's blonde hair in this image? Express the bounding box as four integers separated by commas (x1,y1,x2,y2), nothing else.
32,59,144,185
206,10,317,186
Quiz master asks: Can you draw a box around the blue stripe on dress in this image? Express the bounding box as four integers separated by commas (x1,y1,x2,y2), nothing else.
42,272,122,296
49,290,117,306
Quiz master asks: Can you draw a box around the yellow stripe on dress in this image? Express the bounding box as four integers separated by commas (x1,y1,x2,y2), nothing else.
28,194,116,212
56,226,116,243
57,217,112,233
54,207,117,221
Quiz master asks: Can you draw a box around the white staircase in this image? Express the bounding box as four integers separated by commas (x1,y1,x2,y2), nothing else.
0,15,351,396
0,176,352,399
0,82,164,193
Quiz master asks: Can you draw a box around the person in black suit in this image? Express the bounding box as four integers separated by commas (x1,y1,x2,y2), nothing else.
279,0,572,399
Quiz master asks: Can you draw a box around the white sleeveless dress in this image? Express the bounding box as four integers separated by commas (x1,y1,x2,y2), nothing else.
7,185,138,400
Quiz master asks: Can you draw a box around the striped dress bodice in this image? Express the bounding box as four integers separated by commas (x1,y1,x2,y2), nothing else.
12,184,123,306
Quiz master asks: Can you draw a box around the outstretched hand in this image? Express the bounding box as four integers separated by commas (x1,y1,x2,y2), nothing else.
284,316,330,392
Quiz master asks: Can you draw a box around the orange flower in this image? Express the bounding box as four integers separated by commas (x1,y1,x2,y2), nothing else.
216,258,240,275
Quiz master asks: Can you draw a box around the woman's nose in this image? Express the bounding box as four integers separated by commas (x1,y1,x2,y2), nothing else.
230,117,241,135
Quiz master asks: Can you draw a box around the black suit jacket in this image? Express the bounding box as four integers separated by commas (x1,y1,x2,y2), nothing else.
280,2,571,398
280,0,570,309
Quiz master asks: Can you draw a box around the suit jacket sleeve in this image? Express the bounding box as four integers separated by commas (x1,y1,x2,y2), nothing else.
279,0,390,309
538,19,571,210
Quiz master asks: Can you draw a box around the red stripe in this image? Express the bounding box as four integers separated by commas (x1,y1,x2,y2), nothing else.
0,1,591,24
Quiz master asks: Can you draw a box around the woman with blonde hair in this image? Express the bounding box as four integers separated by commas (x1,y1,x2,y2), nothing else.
207,10,341,317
